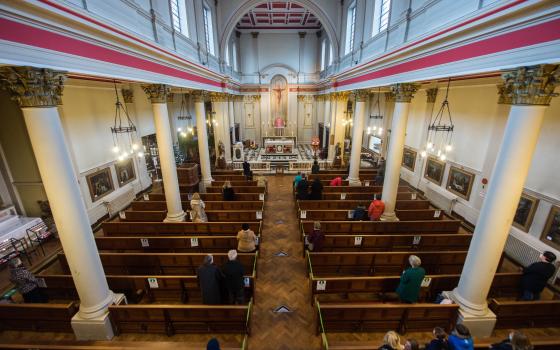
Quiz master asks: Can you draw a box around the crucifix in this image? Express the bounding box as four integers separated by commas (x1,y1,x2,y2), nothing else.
272,86,284,119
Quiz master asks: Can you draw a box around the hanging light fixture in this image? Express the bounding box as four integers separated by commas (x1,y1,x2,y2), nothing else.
176,90,193,138
368,88,384,137
110,82,141,161
421,78,454,161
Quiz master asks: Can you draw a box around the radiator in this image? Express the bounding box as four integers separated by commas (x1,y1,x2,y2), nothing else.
103,188,135,217
425,183,457,213
505,231,560,281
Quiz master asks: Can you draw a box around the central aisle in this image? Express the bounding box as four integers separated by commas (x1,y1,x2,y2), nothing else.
248,175,320,350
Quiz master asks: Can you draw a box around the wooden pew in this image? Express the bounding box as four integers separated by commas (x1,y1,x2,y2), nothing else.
323,186,410,193
95,235,259,253
0,340,247,350
205,186,265,193
300,220,461,236
489,299,560,329
38,274,255,304
121,210,261,222
211,181,258,187
304,234,472,254
0,302,77,332
308,251,468,277
316,300,458,334
102,221,261,237
310,272,521,304
147,193,262,201
299,199,430,210
302,174,375,181
212,175,250,181
131,200,264,211
58,252,257,276
323,338,560,350
300,209,448,221
109,300,252,336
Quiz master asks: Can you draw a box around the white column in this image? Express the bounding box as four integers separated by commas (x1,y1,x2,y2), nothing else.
229,96,236,144
450,65,558,337
194,91,213,187
328,92,348,164
0,67,115,340
211,95,231,164
143,84,185,222
381,83,418,221
347,90,367,185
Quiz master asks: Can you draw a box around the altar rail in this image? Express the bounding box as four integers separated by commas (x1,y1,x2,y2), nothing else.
232,162,271,173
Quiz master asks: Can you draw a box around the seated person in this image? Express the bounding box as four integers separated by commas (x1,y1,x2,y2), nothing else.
222,180,235,201
425,327,449,350
395,255,425,303
296,174,309,200
294,172,303,188
490,330,532,350
311,160,320,174
309,178,323,200
329,176,342,186
9,258,48,303
448,324,473,350
368,199,385,221
352,204,368,221
520,250,556,300
237,223,257,253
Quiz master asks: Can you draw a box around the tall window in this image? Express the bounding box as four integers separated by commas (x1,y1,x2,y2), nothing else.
171,0,189,37
232,42,238,71
329,45,333,65
344,3,356,55
203,5,215,56
320,39,327,71
379,0,391,32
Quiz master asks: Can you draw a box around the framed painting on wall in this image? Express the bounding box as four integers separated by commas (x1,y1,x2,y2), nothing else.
541,205,560,250
402,147,417,172
86,167,114,202
244,103,254,128
446,166,475,201
115,158,136,187
424,156,445,185
512,193,539,232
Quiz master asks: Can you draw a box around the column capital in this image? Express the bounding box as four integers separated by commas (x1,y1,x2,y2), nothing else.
498,64,559,105
331,91,350,101
384,91,396,102
251,32,259,39
208,92,229,102
351,89,369,102
166,93,175,103
390,83,419,103
0,66,66,107
426,87,438,103
121,89,134,103
142,84,169,103
191,90,208,103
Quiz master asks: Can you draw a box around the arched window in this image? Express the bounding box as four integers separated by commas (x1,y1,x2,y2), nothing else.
344,2,356,55
320,39,327,71
203,5,215,56
171,0,189,37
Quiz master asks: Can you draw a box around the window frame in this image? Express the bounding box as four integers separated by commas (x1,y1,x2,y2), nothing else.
203,4,215,56
344,2,357,55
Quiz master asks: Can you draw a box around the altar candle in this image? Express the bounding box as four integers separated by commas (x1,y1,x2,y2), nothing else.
266,131,268,136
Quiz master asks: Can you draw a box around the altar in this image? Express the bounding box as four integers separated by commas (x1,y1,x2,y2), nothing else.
263,136,296,154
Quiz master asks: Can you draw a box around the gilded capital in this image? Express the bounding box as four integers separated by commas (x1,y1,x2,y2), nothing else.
498,64,559,105
0,66,66,107
166,93,174,103
352,89,369,103
331,91,350,101
391,83,419,103
209,92,229,102
142,84,169,103
426,88,438,103
297,95,305,102
191,90,208,103
384,92,396,102
121,89,134,103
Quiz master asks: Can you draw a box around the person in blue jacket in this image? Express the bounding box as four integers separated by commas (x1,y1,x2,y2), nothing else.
448,324,474,350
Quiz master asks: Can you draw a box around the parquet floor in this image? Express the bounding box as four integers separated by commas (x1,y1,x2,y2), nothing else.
248,175,321,350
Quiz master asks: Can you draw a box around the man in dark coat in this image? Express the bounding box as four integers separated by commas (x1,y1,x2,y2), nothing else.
311,160,320,174
520,250,556,300
296,174,309,200
222,250,245,304
242,161,251,177
309,178,323,200
197,254,223,304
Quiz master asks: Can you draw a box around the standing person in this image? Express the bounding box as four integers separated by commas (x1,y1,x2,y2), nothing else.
519,251,556,300
309,178,323,200
490,330,532,350
197,254,223,304
378,331,404,350
9,258,48,303
307,221,325,252
242,160,251,177
222,250,245,305
296,174,309,200
190,192,208,222
425,327,450,350
222,180,235,201
395,255,426,303
294,172,303,189
237,223,257,252
448,324,474,350
311,160,320,174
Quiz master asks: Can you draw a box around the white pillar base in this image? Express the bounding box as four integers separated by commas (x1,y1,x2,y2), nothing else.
164,210,186,222
456,308,496,338
380,212,399,222
71,311,114,341
347,178,362,186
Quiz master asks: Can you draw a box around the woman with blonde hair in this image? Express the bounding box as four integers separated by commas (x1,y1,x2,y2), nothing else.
379,331,404,350
190,192,208,222
222,180,235,201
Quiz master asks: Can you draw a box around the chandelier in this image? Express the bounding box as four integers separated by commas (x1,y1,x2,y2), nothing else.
176,91,193,138
421,79,454,161
110,82,143,161
367,88,384,137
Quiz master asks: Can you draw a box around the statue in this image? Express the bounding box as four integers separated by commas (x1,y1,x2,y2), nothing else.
216,141,226,169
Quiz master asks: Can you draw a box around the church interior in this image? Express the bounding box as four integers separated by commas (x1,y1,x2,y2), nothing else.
0,0,559,349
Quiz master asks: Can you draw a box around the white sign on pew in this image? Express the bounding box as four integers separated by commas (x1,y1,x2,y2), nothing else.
316,280,327,291
434,210,441,218
259,193,265,201
413,236,422,245
187,193,193,201
364,181,370,187
140,238,150,247
421,277,432,287
244,277,250,288
354,236,363,246
300,210,307,219
119,211,126,220
143,193,149,200
256,211,263,220
347,210,354,219
190,238,199,247
147,278,159,289
340,193,347,200
411,193,417,200
255,236,260,246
